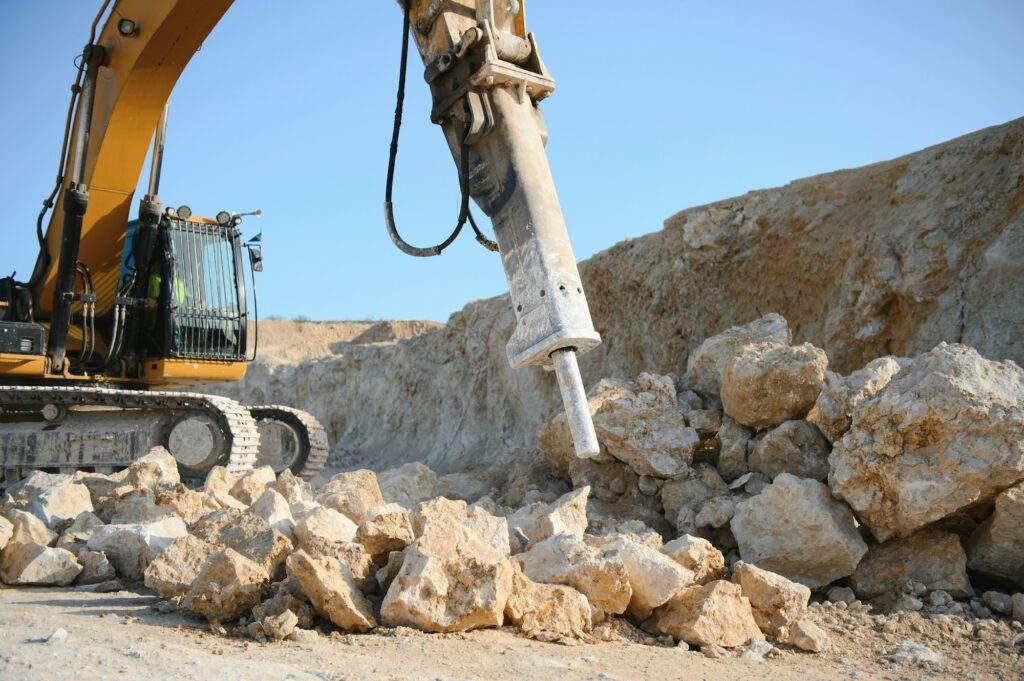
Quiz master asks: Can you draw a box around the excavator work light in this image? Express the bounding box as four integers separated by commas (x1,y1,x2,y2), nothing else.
117,19,137,37
176,205,192,220
216,211,231,226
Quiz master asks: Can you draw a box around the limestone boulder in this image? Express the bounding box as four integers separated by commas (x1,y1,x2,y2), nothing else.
591,374,700,479
850,529,973,599
515,533,632,616
298,536,376,594
966,482,1024,588
731,474,867,588
24,480,93,529
155,485,220,524
375,548,408,594
287,550,376,631
204,466,240,495
109,491,175,524
3,509,57,547
716,416,753,482
505,487,589,553
315,470,385,524
270,469,313,506
252,579,316,629
121,447,181,493
662,535,727,585
643,580,762,648
382,502,514,632
0,543,81,586
808,357,908,442
190,509,293,579
684,313,791,396
294,506,357,547
356,503,414,560
748,420,831,481
3,471,74,507
85,517,188,580
75,548,116,585
829,343,1024,542
0,515,11,550
661,465,728,532
250,488,295,542
721,342,828,428
787,619,832,652
185,548,269,622
603,538,695,619
731,562,810,639
228,466,276,507
377,462,438,507
144,535,219,598
504,568,592,642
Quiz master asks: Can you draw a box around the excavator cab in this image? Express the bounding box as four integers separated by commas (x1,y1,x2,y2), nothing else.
121,212,248,363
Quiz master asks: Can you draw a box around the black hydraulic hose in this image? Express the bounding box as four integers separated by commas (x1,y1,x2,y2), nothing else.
383,0,498,257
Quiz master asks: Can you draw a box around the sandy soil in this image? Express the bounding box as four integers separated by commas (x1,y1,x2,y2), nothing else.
1,586,1020,681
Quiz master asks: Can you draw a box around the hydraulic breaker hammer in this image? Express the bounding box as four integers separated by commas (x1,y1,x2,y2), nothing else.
389,0,602,458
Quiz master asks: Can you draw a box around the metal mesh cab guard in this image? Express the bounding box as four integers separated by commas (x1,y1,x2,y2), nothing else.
161,217,247,361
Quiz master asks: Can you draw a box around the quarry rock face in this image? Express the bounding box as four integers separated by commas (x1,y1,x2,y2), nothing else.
966,481,1024,588
829,343,1024,542
849,529,973,600
643,580,762,648
720,342,828,429
732,474,867,588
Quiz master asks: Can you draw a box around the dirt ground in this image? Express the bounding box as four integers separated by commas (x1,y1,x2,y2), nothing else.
1,586,1020,681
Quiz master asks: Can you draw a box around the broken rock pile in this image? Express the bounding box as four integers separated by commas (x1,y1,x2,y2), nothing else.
535,314,1024,624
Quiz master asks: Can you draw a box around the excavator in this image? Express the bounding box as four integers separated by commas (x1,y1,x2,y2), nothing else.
0,0,602,484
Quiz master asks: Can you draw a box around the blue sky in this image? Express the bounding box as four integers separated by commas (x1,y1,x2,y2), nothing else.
2,1,1022,322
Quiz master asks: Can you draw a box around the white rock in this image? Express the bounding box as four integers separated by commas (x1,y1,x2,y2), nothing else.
731,474,867,588
721,342,828,428
377,462,438,507
966,481,1024,588
684,314,791,396
250,488,296,542
590,374,699,479
294,506,357,546
807,357,908,442
288,550,376,631
829,344,1024,542
505,486,589,552
3,508,57,547
730,561,810,640
144,535,219,598
515,533,632,616
25,482,94,529
315,470,385,525
86,517,188,580
662,535,727,585
0,516,12,550
603,538,695,619
643,580,763,648
228,466,276,506
889,640,943,667
850,529,973,599
75,548,116,585
0,543,81,585
748,420,830,481
787,619,831,652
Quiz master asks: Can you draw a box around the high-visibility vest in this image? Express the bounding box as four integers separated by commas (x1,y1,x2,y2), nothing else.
148,273,187,307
